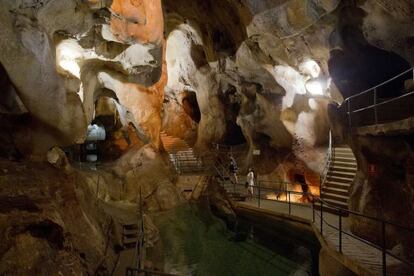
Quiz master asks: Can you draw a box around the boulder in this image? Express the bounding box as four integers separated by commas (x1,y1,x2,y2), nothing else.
46,147,71,172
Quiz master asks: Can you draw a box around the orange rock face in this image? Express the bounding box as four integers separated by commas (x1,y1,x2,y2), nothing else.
110,0,164,45
109,1,167,148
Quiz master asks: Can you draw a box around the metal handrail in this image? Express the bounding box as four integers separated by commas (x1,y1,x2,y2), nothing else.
349,90,414,115
344,67,414,101
320,130,333,189
126,187,147,276
218,161,414,275
228,180,414,235
342,67,414,128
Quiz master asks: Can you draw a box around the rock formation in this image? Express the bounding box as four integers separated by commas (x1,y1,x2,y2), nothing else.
1,0,414,274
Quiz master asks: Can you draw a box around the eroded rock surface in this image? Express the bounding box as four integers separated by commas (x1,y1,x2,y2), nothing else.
1,0,414,274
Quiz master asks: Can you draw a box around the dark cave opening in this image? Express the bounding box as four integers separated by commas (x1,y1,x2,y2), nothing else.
0,63,26,114
328,10,411,100
26,220,64,250
220,85,246,146
328,6,413,126
182,91,201,123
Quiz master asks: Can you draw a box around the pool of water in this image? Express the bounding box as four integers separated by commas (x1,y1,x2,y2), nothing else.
148,203,320,276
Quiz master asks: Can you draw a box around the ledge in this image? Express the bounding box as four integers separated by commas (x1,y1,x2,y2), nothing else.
233,203,374,276
354,117,414,136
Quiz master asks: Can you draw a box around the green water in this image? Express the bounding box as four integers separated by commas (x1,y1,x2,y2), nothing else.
149,203,318,276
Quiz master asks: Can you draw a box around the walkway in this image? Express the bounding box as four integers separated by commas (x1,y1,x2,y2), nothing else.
342,67,414,132
235,198,412,276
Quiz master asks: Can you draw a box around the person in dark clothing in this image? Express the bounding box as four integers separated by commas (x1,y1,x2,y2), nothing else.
229,155,238,184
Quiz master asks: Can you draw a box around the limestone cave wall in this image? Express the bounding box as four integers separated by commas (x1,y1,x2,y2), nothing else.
1,0,414,272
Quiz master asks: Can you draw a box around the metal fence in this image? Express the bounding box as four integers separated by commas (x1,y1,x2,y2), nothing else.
125,187,157,276
343,67,414,128
224,181,414,276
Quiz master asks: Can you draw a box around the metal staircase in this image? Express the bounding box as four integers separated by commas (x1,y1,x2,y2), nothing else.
322,145,357,211
160,131,206,174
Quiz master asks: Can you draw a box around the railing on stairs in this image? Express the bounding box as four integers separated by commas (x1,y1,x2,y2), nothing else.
124,188,178,276
126,187,145,276
320,129,333,191
226,181,414,276
343,67,414,128
213,149,414,275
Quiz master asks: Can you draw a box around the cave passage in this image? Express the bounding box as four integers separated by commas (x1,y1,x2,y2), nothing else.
181,91,201,123
329,26,411,100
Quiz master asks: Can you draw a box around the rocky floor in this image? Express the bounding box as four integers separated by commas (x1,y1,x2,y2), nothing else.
0,158,116,275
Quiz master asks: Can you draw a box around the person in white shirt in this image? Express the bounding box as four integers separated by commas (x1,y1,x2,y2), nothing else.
246,168,255,198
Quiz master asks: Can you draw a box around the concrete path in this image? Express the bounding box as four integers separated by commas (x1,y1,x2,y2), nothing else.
237,199,411,276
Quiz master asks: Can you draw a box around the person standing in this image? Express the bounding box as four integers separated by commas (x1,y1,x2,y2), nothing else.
229,155,238,184
246,168,255,198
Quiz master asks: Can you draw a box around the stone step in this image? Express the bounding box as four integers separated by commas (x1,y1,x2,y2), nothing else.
171,156,198,160
175,155,198,159
123,232,138,239
123,228,139,235
334,152,356,159
330,165,357,172
122,238,138,248
165,145,190,150
321,192,348,203
324,180,351,190
333,158,357,165
332,160,357,167
322,187,349,197
164,143,188,147
327,171,355,179
327,175,354,184
175,153,197,157
123,224,138,231
334,147,353,152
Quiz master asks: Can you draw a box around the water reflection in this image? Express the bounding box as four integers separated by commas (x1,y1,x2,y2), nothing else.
149,203,320,276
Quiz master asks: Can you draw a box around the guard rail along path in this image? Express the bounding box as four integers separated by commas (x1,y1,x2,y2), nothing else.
214,151,414,276
343,67,414,130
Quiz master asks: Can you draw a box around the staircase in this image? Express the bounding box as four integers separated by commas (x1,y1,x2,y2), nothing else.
160,132,205,174
122,223,139,249
321,145,357,212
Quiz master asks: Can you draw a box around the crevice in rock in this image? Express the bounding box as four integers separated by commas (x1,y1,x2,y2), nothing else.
181,91,201,123
0,63,27,114
25,220,64,250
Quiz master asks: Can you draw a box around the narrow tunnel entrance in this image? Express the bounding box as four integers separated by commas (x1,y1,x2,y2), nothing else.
181,91,201,123
221,85,246,145
328,14,411,99
0,62,28,160
328,7,413,126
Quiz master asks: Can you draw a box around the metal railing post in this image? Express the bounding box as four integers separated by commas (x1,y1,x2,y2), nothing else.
258,182,261,208
374,88,378,126
288,191,291,215
339,209,342,253
312,199,315,223
382,221,387,276
347,99,352,127
320,200,324,236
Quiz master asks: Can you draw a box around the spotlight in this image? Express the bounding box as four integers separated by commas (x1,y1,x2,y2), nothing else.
56,40,83,79
305,76,331,96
